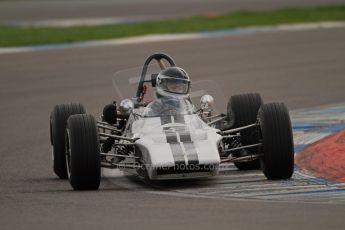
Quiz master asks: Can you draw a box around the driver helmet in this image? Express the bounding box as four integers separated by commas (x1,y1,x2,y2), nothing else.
156,66,191,98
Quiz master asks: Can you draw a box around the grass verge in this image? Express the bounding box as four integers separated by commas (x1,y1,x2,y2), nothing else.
1,5,345,47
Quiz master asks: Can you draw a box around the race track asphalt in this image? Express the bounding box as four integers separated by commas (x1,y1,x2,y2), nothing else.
1,27,345,229
1,0,345,24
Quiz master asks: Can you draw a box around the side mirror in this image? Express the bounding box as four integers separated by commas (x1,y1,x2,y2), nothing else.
119,99,134,117
200,94,214,111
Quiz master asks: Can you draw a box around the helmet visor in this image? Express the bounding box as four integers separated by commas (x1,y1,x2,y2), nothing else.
160,78,190,94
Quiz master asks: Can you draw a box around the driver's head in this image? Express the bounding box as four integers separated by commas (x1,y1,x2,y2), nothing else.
156,67,191,98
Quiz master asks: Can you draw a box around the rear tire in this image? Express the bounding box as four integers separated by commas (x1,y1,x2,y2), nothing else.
66,114,101,190
50,103,86,179
258,103,294,179
227,93,263,170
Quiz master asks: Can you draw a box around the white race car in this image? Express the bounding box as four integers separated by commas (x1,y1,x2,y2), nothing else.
50,53,294,190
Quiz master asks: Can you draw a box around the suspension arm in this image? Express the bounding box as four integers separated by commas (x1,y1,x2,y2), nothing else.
99,133,138,142
218,123,258,135
101,162,142,169
221,154,263,163
222,143,263,153
97,123,122,133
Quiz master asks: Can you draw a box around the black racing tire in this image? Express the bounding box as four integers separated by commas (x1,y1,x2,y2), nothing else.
50,103,86,179
258,103,294,180
227,93,263,170
66,114,101,190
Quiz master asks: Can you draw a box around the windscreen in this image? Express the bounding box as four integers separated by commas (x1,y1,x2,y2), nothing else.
112,63,161,103
112,65,227,114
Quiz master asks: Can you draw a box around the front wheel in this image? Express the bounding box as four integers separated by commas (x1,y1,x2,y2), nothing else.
66,114,101,190
50,103,86,179
258,103,294,180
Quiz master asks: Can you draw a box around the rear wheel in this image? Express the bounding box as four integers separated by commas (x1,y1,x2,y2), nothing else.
66,114,101,190
227,93,263,170
50,103,86,179
258,103,294,179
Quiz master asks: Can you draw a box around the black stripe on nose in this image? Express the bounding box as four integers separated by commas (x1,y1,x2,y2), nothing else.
166,132,178,143
160,116,172,125
179,132,192,142
162,114,199,166
184,142,199,165
169,143,186,166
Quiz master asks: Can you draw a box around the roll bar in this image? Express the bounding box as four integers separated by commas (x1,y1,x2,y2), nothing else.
135,53,176,102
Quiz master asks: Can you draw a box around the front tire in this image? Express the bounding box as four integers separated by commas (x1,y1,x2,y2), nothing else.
227,93,263,170
50,103,86,179
258,103,294,179
66,114,101,190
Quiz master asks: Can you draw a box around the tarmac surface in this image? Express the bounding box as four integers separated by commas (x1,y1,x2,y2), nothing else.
1,0,345,25
1,27,345,229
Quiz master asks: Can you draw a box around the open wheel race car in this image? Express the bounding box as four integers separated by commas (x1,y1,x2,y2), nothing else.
50,53,294,190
